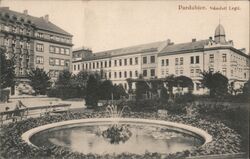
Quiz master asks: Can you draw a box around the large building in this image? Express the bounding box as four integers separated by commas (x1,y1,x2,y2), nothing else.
74,25,249,94
0,7,73,95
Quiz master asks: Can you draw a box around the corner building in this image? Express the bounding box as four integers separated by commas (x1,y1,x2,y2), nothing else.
73,24,249,94
0,7,73,95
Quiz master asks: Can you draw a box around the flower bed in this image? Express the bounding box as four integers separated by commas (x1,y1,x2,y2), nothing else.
0,111,244,159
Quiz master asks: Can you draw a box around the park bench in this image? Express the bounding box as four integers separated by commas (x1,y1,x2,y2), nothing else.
0,104,71,126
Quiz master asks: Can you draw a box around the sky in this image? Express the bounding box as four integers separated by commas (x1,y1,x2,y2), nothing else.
0,0,249,53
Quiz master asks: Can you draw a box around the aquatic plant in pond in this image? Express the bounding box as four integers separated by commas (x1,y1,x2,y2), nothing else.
102,104,132,144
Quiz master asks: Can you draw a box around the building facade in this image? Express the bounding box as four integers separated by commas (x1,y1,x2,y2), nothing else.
72,24,249,94
0,7,73,95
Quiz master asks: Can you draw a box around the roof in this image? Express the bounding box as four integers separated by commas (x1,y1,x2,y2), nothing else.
0,7,72,36
87,41,166,60
159,39,210,56
215,24,226,37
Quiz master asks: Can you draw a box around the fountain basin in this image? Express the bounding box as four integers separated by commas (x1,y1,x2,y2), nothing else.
22,118,212,155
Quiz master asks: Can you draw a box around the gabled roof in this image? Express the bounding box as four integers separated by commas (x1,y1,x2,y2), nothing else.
159,39,210,56
0,7,72,36
90,41,166,59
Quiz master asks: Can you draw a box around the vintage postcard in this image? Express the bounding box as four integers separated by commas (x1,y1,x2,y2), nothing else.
0,0,249,159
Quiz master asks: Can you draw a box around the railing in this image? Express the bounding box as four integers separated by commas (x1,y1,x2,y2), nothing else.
186,153,247,159
0,104,71,126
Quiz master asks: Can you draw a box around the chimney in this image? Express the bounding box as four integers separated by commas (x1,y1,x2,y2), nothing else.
166,39,171,45
44,14,49,22
23,9,28,15
192,38,196,42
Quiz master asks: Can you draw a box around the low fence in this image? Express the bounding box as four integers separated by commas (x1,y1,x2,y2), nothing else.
186,153,248,159
0,104,71,126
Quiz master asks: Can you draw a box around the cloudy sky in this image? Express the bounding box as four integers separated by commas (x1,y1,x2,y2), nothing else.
0,1,249,53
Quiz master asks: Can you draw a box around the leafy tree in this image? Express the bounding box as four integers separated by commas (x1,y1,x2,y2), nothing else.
242,80,250,99
85,74,100,107
28,68,51,95
113,84,127,100
98,80,113,100
0,47,15,89
56,70,72,87
174,75,194,93
201,71,228,97
71,71,89,97
165,75,176,100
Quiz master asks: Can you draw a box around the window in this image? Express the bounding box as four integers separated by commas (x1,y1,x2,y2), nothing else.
161,59,164,66
124,71,127,78
55,59,60,65
190,69,194,76
166,59,169,66
109,72,111,78
196,69,200,76
119,72,122,78
119,59,122,66
143,70,147,77
65,49,70,55
143,57,147,64
97,62,99,68
60,60,65,66
130,58,133,65
60,48,64,54
114,60,117,66
209,54,214,63
150,56,155,63
105,61,107,67
129,71,132,77
109,61,111,67
93,62,95,69
175,70,178,75
89,63,91,69
49,46,54,53
135,57,138,65
180,70,183,74
85,63,88,69
65,60,70,67
150,69,155,77
222,54,227,62
175,58,178,65
135,71,138,77
36,43,44,52
101,61,103,68
77,64,80,70
36,56,44,64
222,68,227,76
49,58,54,65
124,59,127,65
180,57,183,65
190,56,194,64
196,56,200,64
55,47,59,54
114,72,117,78
50,35,54,40
36,32,43,38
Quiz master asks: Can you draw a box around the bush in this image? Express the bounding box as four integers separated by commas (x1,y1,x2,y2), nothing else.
126,99,162,112
0,89,10,102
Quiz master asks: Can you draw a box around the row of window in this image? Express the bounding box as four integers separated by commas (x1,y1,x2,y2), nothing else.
35,32,71,44
49,58,70,66
49,45,70,55
4,38,30,49
74,57,139,71
209,54,227,63
142,56,155,64
142,69,156,77
1,24,31,36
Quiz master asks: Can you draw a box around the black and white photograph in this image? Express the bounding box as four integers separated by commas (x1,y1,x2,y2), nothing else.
0,0,249,158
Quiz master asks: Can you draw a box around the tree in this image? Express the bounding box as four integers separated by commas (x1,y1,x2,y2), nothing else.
85,74,100,107
165,74,176,100
113,84,127,100
174,75,194,93
56,70,72,87
0,47,15,89
28,68,51,95
242,80,250,100
135,75,149,100
98,80,113,100
71,71,89,97
201,71,228,97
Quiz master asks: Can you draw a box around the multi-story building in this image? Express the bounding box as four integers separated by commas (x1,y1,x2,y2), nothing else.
72,41,168,90
72,24,249,94
0,7,73,95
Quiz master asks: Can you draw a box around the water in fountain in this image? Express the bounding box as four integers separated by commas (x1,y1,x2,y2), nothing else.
102,104,132,144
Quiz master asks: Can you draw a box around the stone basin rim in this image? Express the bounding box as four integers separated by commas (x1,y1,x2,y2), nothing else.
21,118,213,149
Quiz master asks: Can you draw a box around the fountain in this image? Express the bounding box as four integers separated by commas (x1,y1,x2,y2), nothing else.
101,104,132,144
